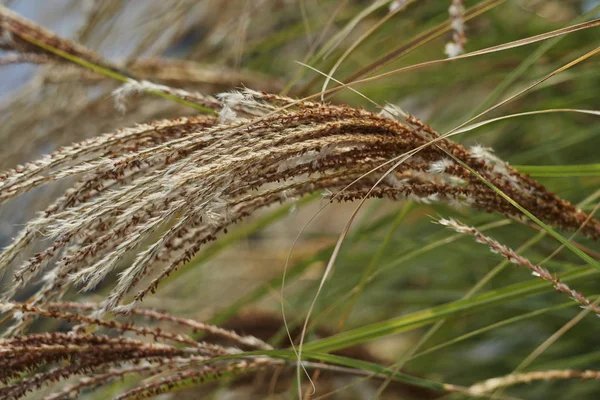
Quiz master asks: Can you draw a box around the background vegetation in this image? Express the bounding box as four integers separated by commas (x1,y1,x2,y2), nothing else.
0,0,599,399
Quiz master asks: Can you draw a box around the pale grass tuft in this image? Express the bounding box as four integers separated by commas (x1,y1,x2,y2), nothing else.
468,369,600,395
389,0,408,14
439,218,600,316
428,158,454,174
445,0,467,57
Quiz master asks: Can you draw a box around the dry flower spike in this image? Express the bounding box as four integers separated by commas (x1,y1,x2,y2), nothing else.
0,302,278,400
0,302,443,399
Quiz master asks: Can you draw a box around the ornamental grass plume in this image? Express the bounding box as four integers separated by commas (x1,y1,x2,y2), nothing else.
0,301,276,400
0,303,441,399
439,218,600,316
0,87,597,324
0,3,599,329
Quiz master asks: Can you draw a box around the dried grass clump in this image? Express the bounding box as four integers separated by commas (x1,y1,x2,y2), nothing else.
0,303,442,400
0,302,277,400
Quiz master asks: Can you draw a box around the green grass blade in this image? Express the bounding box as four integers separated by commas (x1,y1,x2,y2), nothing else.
303,267,598,353
337,201,414,329
190,349,447,393
514,164,600,177
469,4,600,118
409,295,599,361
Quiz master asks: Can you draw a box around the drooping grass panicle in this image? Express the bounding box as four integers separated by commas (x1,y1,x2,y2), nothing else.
439,218,600,316
467,369,600,395
111,358,278,400
0,302,436,399
0,85,597,322
0,301,278,400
